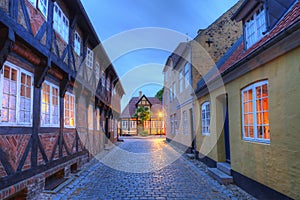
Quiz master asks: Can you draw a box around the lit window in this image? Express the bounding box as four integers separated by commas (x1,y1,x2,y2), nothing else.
183,111,188,135
245,6,266,49
53,3,69,43
0,63,33,126
179,70,183,93
202,102,210,136
64,92,75,128
86,48,94,69
74,32,81,55
184,63,190,88
122,121,128,129
242,81,270,142
88,104,93,130
41,82,59,127
130,121,136,129
38,0,48,17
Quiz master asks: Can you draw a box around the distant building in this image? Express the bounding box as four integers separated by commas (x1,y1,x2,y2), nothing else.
120,92,163,135
163,1,243,152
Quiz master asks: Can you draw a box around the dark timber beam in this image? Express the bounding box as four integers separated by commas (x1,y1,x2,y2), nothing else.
0,147,14,176
0,28,15,70
34,58,51,88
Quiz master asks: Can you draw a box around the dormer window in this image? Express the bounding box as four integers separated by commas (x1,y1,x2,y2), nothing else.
245,6,266,49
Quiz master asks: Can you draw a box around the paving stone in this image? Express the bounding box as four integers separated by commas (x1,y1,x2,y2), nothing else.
38,138,256,200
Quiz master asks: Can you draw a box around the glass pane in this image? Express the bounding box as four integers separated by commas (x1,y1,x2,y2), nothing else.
263,112,269,125
9,109,16,122
243,91,248,102
2,94,9,108
244,126,249,137
256,100,262,112
249,102,253,112
263,98,268,111
11,69,17,81
256,86,262,98
26,87,31,98
248,90,253,101
262,84,268,97
20,111,25,122
3,79,9,93
27,76,31,86
249,126,254,138
20,97,25,109
249,114,254,125
25,112,30,123
21,74,26,84
9,96,16,109
244,114,248,125
10,81,17,94
264,126,270,139
257,126,263,138
4,67,9,78
257,113,262,125
21,85,25,97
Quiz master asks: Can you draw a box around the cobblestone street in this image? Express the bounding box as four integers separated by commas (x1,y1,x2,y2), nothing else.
40,137,255,200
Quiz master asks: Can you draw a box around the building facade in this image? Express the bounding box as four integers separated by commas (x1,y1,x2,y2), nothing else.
120,92,163,136
163,1,242,152
0,0,124,199
195,0,300,199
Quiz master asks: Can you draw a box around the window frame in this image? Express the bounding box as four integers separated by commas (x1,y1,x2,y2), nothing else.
40,81,60,127
86,48,94,69
38,0,48,18
0,62,34,127
201,102,210,136
122,120,128,129
244,5,267,49
241,80,270,143
74,31,81,55
53,3,69,43
64,92,76,128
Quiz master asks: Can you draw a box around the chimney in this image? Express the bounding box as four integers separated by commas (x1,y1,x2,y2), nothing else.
139,91,142,98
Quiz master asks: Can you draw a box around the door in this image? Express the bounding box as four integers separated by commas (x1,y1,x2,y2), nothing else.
224,96,231,162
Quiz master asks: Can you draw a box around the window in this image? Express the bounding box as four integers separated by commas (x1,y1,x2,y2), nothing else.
106,76,110,91
183,111,188,135
242,81,270,142
101,71,106,88
53,3,69,43
64,92,75,127
245,6,266,49
122,121,128,129
88,104,93,130
169,87,172,102
0,63,33,126
96,108,100,131
86,48,94,69
74,32,81,55
130,121,136,129
201,102,210,136
95,62,100,81
38,0,48,17
28,0,37,7
179,70,183,93
172,82,176,100
41,82,59,127
184,63,190,88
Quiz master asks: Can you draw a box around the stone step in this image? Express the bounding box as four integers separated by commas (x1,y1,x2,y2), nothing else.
217,162,231,175
208,168,233,185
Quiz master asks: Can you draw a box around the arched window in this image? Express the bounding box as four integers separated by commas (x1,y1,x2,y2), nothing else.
241,80,270,143
201,102,210,136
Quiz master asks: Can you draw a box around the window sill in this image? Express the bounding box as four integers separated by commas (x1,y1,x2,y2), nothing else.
242,138,270,145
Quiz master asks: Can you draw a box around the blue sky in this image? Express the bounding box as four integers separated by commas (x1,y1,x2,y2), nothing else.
81,0,239,110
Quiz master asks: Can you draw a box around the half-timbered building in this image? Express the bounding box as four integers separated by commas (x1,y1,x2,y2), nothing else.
0,0,124,199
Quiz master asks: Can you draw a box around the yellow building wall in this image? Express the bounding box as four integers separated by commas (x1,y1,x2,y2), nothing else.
225,47,300,199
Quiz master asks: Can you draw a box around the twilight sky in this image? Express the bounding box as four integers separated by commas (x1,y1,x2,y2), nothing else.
81,0,239,110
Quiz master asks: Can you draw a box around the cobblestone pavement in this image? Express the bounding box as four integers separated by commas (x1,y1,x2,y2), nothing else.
39,137,255,200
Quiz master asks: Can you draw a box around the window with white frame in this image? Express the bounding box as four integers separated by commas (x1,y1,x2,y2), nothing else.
122,121,128,129
242,81,270,142
245,6,266,49
0,63,33,126
184,63,190,88
88,104,93,130
38,0,48,17
64,92,75,127
28,0,37,7
41,82,59,127
95,62,100,81
86,48,94,69
179,70,183,93
53,3,69,43
201,102,210,136
183,111,188,135
130,121,136,129
74,32,81,55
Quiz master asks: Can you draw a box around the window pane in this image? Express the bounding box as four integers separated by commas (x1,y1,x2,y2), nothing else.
256,100,262,112
249,126,254,138
256,86,262,98
257,126,263,138
263,98,268,111
244,126,249,137
264,126,270,139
